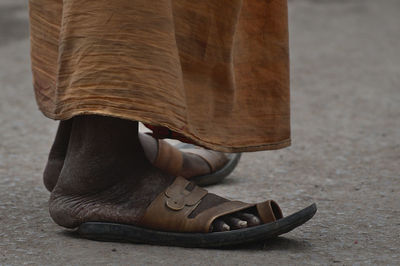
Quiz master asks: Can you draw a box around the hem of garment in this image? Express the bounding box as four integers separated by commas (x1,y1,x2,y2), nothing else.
39,107,291,153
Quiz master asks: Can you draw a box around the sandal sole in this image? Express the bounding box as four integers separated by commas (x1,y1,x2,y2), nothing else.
176,142,242,187
77,203,317,248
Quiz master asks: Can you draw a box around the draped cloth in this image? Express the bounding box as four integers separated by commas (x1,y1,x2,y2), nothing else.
29,0,290,152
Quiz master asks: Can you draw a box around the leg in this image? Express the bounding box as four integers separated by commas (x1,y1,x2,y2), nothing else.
43,120,72,191
44,123,235,191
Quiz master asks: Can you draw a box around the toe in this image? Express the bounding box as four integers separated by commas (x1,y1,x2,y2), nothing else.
224,216,248,230
236,212,261,227
212,219,231,232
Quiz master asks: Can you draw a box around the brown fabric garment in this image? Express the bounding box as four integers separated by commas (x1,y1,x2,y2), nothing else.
29,0,290,152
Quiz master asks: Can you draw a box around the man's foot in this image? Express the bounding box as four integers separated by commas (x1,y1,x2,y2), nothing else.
139,133,228,179
50,115,260,232
43,122,232,192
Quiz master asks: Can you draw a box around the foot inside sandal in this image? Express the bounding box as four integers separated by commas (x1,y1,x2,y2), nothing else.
75,177,317,248
77,203,317,248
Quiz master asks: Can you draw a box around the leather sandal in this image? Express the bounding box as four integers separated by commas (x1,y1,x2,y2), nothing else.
77,177,317,248
153,139,241,186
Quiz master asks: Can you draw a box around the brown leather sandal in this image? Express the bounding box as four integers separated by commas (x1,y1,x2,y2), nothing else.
153,139,241,186
77,177,317,248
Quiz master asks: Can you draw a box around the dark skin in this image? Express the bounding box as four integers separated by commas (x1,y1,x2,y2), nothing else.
44,122,216,192
48,115,261,231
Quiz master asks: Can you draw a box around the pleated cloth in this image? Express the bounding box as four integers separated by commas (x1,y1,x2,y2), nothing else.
29,0,290,152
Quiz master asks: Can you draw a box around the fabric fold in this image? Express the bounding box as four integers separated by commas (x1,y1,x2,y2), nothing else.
29,0,290,152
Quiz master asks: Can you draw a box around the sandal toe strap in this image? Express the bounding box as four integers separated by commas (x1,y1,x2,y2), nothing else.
138,177,283,233
138,177,208,232
256,200,283,223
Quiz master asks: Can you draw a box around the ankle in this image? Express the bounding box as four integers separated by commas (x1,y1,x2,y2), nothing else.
70,115,141,154
53,115,151,193
47,120,72,159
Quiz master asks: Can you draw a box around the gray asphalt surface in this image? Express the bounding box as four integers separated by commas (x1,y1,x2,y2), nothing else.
1,0,399,265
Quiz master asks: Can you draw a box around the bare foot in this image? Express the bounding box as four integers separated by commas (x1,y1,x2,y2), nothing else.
49,115,259,232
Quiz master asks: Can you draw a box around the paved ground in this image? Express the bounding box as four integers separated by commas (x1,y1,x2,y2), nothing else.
1,0,399,265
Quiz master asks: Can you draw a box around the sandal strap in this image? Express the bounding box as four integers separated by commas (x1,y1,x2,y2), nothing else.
256,200,283,223
153,140,183,176
191,200,254,232
138,177,208,232
138,177,283,233
181,148,227,172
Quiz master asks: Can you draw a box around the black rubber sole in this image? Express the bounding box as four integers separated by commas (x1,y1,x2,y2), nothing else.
176,143,242,187
77,203,317,248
